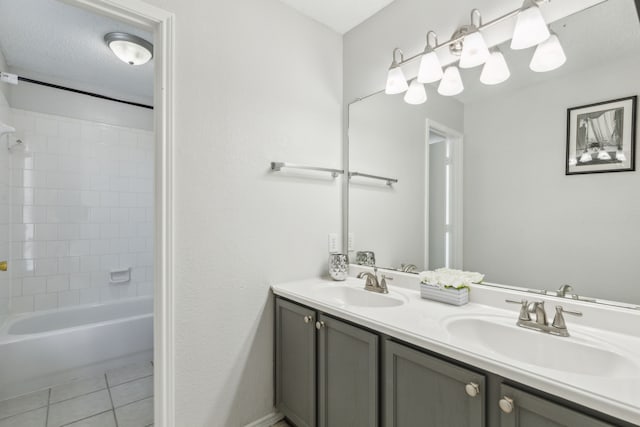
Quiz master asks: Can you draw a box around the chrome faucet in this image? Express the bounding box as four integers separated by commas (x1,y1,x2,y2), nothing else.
357,267,390,294
506,299,582,337
556,284,574,298
400,264,418,273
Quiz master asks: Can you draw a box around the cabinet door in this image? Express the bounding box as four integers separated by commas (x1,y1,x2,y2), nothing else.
275,298,317,427
317,314,379,427
499,384,614,427
385,340,485,427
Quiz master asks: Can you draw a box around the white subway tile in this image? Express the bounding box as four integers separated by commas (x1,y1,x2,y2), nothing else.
80,224,100,239
90,207,110,223
36,117,59,136
46,241,70,257
81,191,100,207
90,175,110,191
34,223,56,240
80,255,101,273
129,208,146,223
35,293,58,310
11,223,34,241
100,286,119,302
34,188,58,205
22,277,46,295
12,187,34,206
58,190,82,206
35,258,58,276
100,254,119,271
100,223,119,239
21,241,47,258
100,192,119,207
59,256,80,274
91,271,109,288
11,279,23,297
110,239,129,254
79,288,100,304
58,290,80,308
47,275,70,292
70,240,91,256
12,295,35,313
58,224,80,240
70,273,92,289
21,206,47,223
58,120,82,138
11,259,35,278
47,136,69,154
129,237,146,253
35,153,59,171
110,208,129,223
137,282,154,296
91,239,111,255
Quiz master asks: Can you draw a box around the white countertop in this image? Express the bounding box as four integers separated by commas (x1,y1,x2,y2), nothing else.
272,276,640,425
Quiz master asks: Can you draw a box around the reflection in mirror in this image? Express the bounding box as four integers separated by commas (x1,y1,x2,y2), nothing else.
347,0,640,306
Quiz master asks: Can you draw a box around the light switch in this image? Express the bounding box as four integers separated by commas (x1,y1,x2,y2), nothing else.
328,233,339,254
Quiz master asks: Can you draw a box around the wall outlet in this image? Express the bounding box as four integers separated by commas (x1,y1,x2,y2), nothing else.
348,233,355,251
328,233,339,254
0,72,18,85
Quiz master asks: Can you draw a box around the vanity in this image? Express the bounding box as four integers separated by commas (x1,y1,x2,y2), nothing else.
272,276,640,427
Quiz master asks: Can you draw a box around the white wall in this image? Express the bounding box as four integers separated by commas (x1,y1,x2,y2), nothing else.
0,49,11,320
464,54,640,304
8,108,154,313
349,88,463,271
142,0,343,425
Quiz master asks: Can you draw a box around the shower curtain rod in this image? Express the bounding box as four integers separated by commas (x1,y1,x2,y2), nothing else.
3,72,153,110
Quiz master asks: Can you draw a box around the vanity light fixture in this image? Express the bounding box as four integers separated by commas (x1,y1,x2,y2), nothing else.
579,151,593,163
438,66,464,97
385,48,409,95
511,0,551,50
597,149,612,161
529,32,566,72
459,10,490,69
480,49,510,85
404,79,428,105
616,151,627,162
104,32,153,66
417,31,443,83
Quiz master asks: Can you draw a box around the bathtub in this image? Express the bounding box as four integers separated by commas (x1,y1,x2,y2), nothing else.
0,297,153,400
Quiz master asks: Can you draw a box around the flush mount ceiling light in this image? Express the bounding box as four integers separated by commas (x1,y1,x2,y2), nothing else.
383,0,566,105
385,48,409,95
105,32,153,66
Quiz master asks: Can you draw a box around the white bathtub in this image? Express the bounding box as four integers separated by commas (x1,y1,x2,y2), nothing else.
0,297,153,400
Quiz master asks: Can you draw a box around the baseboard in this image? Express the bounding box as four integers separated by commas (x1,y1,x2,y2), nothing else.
244,411,284,427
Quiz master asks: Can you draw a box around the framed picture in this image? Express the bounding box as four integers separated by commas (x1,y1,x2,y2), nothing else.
566,96,637,175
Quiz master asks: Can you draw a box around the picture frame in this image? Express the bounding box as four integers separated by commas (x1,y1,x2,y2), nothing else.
566,95,637,175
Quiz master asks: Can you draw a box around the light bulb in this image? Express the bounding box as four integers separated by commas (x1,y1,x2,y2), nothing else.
459,31,490,69
530,33,566,72
480,51,511,85
437,66,464,96
417,51,443,83
579,152,592,163
511,5,550,50
404,80,427,105
616,151,627,162
597,150,611,161
385,66,409,95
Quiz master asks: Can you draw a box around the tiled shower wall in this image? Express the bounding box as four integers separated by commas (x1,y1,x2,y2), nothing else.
8,108,154,313
0,107,10,319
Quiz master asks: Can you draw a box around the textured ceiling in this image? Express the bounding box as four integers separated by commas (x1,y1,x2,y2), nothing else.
0,0,153,105
278,0,396,34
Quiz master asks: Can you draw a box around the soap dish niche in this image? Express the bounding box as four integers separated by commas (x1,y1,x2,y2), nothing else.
110,267,131,284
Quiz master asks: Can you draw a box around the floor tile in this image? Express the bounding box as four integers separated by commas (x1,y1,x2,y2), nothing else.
47,390,111,427
50,375,107,404
0,407,46,427
106,362,153,387
114,397,153,427
110,376,153,408
63,411,116,427
0,390,49,420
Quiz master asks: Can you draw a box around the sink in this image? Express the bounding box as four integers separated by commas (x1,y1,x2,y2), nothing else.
313,285,407,308
444,316,640,378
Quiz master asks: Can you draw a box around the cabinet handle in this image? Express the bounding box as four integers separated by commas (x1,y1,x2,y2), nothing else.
315,321,325,330
465,382,480,397
499,396,514,414
303,315,313,324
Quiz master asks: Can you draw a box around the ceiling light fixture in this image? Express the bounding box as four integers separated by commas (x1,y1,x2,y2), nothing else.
459,10,490,69
404,80,428,105
104,32,153,66
417,31,443,84
438,66,464,97
529,32,566,72
385,48,409,95
511,0,551,50
480,49,511,85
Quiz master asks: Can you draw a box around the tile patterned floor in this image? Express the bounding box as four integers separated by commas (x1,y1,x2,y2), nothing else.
0,361,154,427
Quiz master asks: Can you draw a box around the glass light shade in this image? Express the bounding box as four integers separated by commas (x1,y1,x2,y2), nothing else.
107,40,152,65
385,66,409,95
437,66,464,96
530,34,566,72
597,150,612,160
511,6,550,50
568,157,577,166
579,152,593,163
404,80,427,105
480,51,511,85
459,31,490,69
417,51,443,83
616,151,627,161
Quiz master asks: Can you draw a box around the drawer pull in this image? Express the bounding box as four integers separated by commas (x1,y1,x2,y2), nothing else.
465,382,480,397
499,396,514,414
303,315,313,324
315,321,325,330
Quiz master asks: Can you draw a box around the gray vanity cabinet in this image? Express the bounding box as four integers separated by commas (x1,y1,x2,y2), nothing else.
385,340,486,427
498,384,614,427
317,313,378,427
275,298,317,427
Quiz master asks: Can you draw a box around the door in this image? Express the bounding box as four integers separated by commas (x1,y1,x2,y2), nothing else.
385,340,485,427
317,313,378,427
498,384,614,427
275,298,317,427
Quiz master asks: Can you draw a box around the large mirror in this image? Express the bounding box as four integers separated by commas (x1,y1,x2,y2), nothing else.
347,0,640,306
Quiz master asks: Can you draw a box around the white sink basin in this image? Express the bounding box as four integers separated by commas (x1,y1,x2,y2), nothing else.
312,285,407,308
444,316,640,378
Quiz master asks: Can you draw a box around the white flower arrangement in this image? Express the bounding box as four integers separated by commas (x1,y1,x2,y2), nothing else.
418,268,484,290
